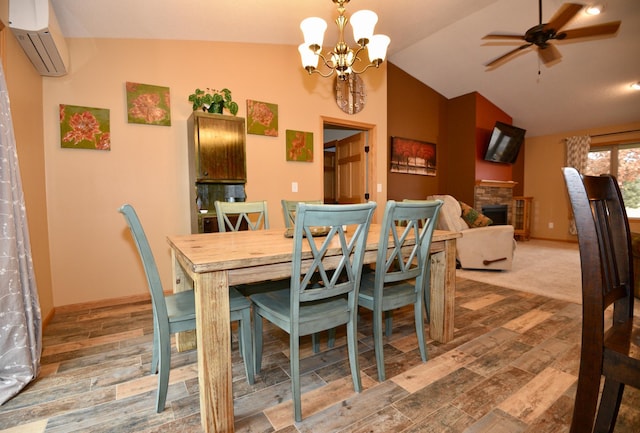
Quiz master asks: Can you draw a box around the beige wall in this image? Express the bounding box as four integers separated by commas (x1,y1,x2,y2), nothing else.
1,0,55,321
524,121,640,241
42,38,388,307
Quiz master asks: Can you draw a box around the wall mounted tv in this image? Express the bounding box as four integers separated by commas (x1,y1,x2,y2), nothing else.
483,121,526,164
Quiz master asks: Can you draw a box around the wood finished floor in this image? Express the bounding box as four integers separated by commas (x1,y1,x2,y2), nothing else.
1,278,639,433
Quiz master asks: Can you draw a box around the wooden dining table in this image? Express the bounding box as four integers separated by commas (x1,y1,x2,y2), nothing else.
167,224,460,433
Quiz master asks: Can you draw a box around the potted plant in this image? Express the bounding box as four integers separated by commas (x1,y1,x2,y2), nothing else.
188,88,239,116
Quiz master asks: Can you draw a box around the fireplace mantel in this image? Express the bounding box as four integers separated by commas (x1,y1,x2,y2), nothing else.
475,180,518,189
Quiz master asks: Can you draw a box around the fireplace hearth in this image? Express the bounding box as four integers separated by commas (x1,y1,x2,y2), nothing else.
474,180,517,225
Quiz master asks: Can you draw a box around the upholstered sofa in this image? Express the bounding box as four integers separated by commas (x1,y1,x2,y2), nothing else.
429,195,516,271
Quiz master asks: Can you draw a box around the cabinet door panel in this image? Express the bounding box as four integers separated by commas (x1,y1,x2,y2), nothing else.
196,114,246,181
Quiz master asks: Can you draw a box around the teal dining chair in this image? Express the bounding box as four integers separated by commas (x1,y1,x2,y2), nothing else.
214,200,269,232
250,202,377,422
281,199,330,352
118,204,254,413
357,199,442,381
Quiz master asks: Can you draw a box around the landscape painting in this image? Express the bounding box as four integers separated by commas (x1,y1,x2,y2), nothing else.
390,136,436,176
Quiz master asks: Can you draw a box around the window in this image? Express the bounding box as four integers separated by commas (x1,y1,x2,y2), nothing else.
584,143,640,218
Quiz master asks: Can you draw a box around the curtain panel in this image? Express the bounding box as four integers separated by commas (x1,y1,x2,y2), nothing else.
564,135,591,235
0,62,42,405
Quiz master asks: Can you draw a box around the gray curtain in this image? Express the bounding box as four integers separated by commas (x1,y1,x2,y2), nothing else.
565,135,591,235
0,61,42,405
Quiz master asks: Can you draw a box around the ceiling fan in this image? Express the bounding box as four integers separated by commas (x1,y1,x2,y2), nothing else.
483,1,621,68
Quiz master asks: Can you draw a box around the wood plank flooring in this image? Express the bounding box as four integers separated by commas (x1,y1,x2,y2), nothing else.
1,278,639,432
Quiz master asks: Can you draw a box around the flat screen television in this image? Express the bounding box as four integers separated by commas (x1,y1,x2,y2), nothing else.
483,121,526,164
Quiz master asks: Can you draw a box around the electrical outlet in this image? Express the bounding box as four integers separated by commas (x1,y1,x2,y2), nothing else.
292,182,298,193
377,183,382,193
548,222,554,229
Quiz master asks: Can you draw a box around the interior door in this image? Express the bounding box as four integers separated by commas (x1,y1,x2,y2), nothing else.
324,146,337,203
336,132,365,204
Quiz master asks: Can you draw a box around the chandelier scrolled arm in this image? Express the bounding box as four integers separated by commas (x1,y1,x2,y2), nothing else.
299,0,390,82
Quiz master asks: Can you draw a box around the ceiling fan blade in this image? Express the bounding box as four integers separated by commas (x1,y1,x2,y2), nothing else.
544,3,582,32
485,43,532,68
482,33,525,40
538,43,561,64
560,21,621,39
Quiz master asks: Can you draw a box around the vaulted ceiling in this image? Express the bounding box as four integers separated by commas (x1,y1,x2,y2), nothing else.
51,0,640,137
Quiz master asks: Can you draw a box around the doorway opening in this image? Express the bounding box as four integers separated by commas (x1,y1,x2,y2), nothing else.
322,118,376,204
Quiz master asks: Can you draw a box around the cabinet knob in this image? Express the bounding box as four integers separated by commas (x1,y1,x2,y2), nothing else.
203,171,208,176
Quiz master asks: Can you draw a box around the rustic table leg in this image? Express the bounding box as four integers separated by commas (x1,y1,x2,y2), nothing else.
194,271,234,433
429,238,456,343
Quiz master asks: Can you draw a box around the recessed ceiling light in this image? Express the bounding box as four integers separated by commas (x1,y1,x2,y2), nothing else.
585,4,603,15
631,82,640,90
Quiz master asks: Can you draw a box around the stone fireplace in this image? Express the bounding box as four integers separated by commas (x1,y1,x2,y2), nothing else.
474,180,517,225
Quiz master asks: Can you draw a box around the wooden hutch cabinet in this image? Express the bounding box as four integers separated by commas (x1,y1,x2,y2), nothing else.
187,112,247,233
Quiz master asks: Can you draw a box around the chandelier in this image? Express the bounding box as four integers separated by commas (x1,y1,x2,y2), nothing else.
298,0,390,81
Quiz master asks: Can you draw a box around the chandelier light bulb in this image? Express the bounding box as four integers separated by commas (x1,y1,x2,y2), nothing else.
367,35,391,63
350,10,378,46
300,17,327,50
298,44,319,69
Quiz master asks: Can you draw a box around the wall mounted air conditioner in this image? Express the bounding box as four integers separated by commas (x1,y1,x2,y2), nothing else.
8,0,69,76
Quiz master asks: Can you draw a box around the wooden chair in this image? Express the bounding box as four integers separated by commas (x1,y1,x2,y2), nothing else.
281,199,322,228
214,200,269,232
358,199,442,381
119,204,254,412
250,202,377,422
562,167,640,433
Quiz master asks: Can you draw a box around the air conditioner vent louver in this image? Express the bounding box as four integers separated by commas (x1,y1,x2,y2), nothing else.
9,0,69,77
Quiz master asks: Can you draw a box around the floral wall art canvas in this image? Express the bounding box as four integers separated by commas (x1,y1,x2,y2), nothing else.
247,99,278,136
390,136,436,176
60,104,111,151
286,130,313,162
126,82,171,126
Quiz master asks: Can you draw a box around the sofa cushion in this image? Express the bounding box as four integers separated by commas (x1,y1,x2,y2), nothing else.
459,202,493,228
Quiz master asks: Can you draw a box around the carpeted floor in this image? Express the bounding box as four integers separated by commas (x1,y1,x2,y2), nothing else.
456,239,582,304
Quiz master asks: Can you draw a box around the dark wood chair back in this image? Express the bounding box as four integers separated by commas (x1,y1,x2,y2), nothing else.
562,167,640,433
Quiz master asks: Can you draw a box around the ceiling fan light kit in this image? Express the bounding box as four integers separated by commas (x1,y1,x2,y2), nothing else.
631,82,640,91
585,4,603,15
483,1,621,69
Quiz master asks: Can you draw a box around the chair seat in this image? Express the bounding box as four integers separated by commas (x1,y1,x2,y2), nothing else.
358,274,417,311
230,286,251,311
251,289,350,336
166,290,196,323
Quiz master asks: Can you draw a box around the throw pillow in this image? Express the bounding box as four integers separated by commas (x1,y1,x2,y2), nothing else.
459,202,493,228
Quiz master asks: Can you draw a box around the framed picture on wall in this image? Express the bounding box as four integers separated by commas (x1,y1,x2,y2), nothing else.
390,136,436,176
286,130,313,162
125,82,171,126
59,104,111,151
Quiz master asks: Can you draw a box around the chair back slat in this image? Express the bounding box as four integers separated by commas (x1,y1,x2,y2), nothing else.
214,200,269,232
574,172,634,316
291,203,376,304
118,204,169,327
281,199,322,228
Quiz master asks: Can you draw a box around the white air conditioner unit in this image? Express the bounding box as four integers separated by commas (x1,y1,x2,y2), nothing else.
8,0,69,77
